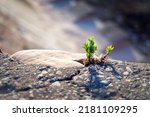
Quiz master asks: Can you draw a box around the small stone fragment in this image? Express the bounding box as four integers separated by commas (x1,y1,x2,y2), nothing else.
51,81,61,87
12,95,18,99
80,89,86,93
105,67,113,72
125,79,131,82
123,71,129,76
100,80,111,85
106,77,113,80
41,70,48,75
126,66,133,73
56,71,62,75
98,71,104,75
37,74,43,79
142,83,147,87
29,91,34,98
96,75,105,78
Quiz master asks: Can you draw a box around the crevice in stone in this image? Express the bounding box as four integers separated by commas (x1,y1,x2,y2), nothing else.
15,86,31,92
15,69,81,93
50,69,81,83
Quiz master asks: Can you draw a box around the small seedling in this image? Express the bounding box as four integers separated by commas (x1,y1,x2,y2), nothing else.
106,45,114,54
83,36,98,64
101,45,114,63
82,36,114,66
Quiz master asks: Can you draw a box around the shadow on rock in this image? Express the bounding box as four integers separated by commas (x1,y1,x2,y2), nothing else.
0,84,16,94
104,63,123,80
85,64,121,99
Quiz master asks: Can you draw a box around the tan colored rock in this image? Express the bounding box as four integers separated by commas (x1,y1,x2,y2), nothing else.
11,50,86,68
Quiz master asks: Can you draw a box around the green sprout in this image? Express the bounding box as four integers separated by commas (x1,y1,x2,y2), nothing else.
101,45,114,63
82,36,114,66
83,36,98,62
106,45,114,54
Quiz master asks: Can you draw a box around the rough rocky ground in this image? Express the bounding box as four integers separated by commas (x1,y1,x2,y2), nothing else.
0,53,150,100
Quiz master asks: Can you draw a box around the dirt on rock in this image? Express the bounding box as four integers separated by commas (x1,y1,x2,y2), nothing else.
0,53,150,100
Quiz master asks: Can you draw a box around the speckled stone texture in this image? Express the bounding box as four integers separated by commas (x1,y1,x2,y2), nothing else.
0,52,150,100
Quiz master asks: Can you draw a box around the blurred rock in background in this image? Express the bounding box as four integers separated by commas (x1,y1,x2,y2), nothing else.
0,0,149,62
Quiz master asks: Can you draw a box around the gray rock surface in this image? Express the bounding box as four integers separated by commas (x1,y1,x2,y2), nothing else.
0,52,150,100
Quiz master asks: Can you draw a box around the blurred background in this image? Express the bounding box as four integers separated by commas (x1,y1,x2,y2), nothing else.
0,0,150,62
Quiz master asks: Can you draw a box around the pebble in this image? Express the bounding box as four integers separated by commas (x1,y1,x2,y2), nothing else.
73,76,78,81
1,77,10,82
126,66,133,73
29,91,34,98
108,83,113,87
106,77,113,80
73,84,78,87
56,71,62,75
41,70,48,75
125,79,131,82
33,73,37,75
44,81,50,85
51,81,61,87
37,74,43,78
12,95,18,99
142,83,147,87
105,67,113,72
73,90,77,94
80,89,86,93
96,75,105,78
0,67,3,70
100,80,111,85
3,63,8,66
98,71,104,75
4,71,10,76
140,88,145,92
123,71,129,76
38,80,43,84
49,74,54,77
136,78,140,80
134,75,139,78
79,76,83,79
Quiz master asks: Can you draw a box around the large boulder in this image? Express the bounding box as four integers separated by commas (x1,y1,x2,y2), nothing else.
11,50,85,68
